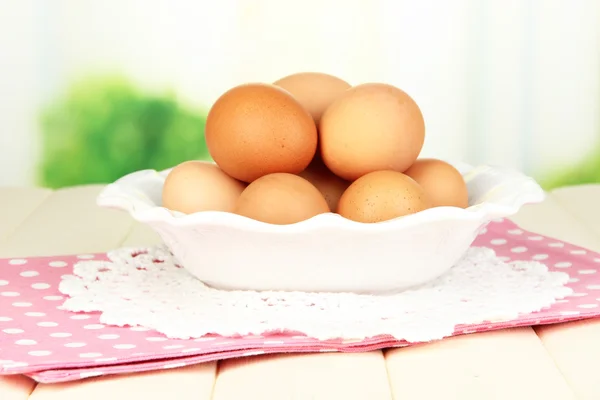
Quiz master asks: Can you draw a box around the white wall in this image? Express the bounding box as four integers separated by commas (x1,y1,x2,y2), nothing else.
0,0,598,186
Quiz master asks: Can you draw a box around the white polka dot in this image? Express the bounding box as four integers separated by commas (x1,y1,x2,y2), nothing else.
84,324,105,330
532,254,549,260
478,228,488,235
130,326,151,332
568,278,580,283
113,344,136,349
3,328,23,334
2,361,28,368
511,246,528,253
31,283,51,290
490,239,507,245
98,334,119,340
79,352,103,358
65,342,86,348
497,256,511,262
570,249,587,255
77,254,95,260
508,229,523,235
163,344,184,350
181,348,201,353
12,302,32,307
43,295,63,301
146,337,168,342
594,258,600,263
586,285,600,290
527,236,543,241
559,311,581,316
80,371,104,378
578,269,597,275
8,259,27,265
70,315,91,320
1,292,19,297
0,280,8,286
0,316,13,322
243,350,266,357
15,339,37,345
548,242,564,248
25,312,46,317
49,261,68,268
37,321,58,327
49,332,72,338
20,271,39,277
94,357,117,362
28,351,51,356
568,292,587,297
554,262,572,268
578,304,598,309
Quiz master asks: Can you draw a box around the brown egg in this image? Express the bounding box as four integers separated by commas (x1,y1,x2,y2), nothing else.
298,159,349,212
162,161,246,214
205,83,318,183
404,158,469,208
273,72,351,124
319,83,425,181
338,170,431,223
235,173,330,225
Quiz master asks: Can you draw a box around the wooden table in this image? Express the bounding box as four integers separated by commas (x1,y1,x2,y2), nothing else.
0,184,599,399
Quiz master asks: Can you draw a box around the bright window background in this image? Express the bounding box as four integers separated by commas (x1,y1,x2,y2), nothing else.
1,0,599,187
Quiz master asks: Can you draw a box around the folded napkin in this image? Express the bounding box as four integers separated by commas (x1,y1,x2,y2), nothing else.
1,219,599,383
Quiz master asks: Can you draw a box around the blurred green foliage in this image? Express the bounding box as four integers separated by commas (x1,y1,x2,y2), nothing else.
36,75,600,190
38,76,210,188
539,143,600,190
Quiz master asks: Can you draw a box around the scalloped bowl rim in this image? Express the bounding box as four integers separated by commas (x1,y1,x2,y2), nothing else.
96,161,547,234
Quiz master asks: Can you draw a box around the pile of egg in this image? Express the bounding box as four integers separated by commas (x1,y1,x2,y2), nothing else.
162,72,468,224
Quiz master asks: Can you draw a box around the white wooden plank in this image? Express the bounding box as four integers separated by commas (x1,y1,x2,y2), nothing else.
120,222,162,247
550,184,600,240
385,328,574,399
513,187,600,400
536,319,600,400
0,375,36,400
0,188,52,242
0,186,133,257
211,352,392,400
0,186,218,400
28,363,216,400
509,192,600,252
385,191,588,399
0,188,53,400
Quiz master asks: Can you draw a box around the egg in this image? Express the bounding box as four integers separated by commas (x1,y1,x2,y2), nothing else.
338,170,431,223
162,161,246,214
404,158,469,208
319,83,425,181
298,159,349,212
205,83,318,183
235,173,330,225
273,72,351,124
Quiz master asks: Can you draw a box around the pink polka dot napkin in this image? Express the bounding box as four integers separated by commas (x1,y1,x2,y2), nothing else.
1,218,600,383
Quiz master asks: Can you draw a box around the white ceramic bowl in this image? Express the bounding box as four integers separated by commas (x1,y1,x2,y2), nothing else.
97,161,545,294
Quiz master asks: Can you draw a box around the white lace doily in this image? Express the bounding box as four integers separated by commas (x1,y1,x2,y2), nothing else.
58,246,572,343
